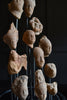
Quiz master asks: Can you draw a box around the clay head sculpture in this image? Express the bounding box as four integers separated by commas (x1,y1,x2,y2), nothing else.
29,17,43,35
12,75,28,100
47,82,58,95
22,30,36,48
39,36,52,57
44,63,57,78
35,69,45,85
24,0,36,17
3,23,18,50
35,70,47,100
33,47,45,68
8,50,27,75
8,0,24,19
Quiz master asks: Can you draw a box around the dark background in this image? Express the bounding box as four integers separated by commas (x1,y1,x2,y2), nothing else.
0,0,67,99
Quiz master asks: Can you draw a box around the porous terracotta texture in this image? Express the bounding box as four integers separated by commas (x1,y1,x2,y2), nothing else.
39,36,52,57
3,23,18,49
44,63,57,78
33,47,45,68
47,82,58,95
24,0,36,17
29,17,43,35
8,50,27,75
12,75,28,100
22,30,36,48
35,70,47,100
8,0,24,19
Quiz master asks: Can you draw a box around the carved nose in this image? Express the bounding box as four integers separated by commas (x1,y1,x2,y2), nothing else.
40,56,44,62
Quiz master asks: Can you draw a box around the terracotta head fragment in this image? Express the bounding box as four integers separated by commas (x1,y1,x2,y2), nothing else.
8,50,27,75
8,0,24,19
29,17,43,35
22,30,36,48
3,23,18,49
33,47,45,68
39,36,52,57
24,0,36,17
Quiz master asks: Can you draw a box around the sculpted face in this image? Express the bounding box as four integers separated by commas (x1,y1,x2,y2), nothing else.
24,0,36,17
22,30,36,48
29,17,43,35
44,63,57,78
33,47,45,68
8,0,24,19
12,75,28,100
35,70,45,85
3,23,18,49
39,36,52,57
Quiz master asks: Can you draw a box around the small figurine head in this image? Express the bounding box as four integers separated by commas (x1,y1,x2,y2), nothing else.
29,17,43,35
44,63,57,78
47,82,58,95
33,47,45,68
3,23,18,49
8,0,24,19
22,30,36,48
39,36,52,57
24,0,36,17
8,50,27,75
35,69,45,85
12,75,28,100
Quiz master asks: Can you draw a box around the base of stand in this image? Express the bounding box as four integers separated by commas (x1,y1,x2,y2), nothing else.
0,90,67,100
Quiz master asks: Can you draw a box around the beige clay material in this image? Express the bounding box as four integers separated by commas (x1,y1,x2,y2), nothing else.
44,63,57,78
39,36,52,57
12,75,28,100
24,0,36,17
33,47,45,68
8,50,27,75
8,0,24,19
3,23,18,49
35,69,47,100
47,82,58,95
29,17,43,35
22,30,36,48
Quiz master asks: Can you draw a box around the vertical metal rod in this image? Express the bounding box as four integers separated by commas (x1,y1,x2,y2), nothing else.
33,57,35,98
11,75,13,100
48,78,52,100
16,19,19,100
29,48,33,100
26,18,29,75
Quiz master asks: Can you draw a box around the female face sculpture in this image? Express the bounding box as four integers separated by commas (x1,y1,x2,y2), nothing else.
8,0,24,19
3,23,18,49
22,30,36,48
33,47,45,68
12,75,28,100
29,17,43,35
24,0,36,17
39,36,52,57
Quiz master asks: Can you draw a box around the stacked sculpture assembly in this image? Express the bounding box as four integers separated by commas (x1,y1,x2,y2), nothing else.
2,0,58,100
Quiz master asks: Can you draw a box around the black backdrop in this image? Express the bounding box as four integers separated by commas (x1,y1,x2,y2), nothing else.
0,0,67,99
